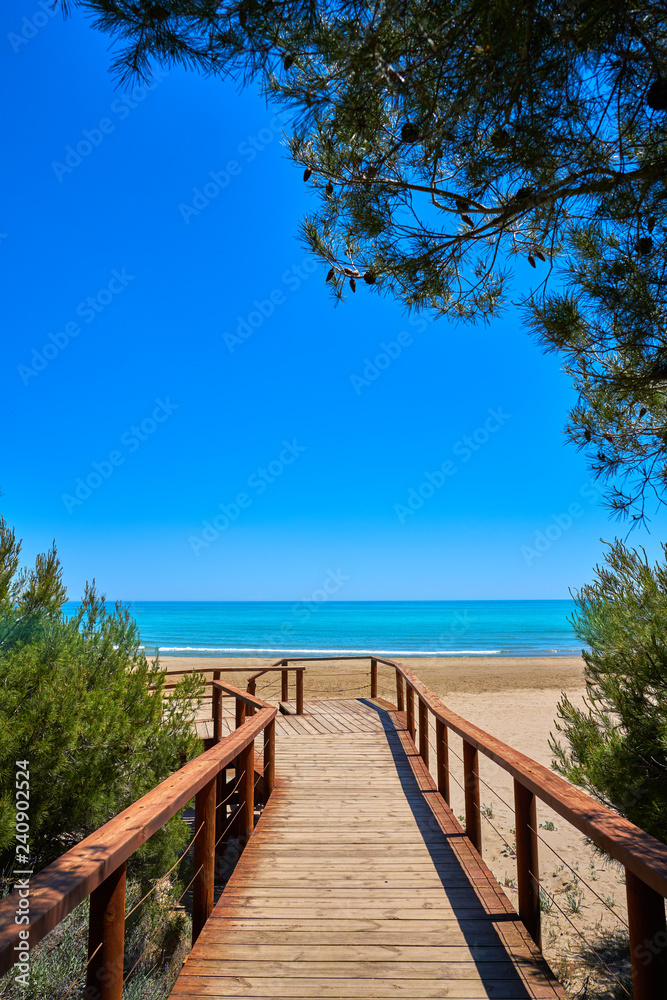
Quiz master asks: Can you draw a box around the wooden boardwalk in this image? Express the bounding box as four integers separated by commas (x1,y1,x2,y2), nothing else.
171,698,566,999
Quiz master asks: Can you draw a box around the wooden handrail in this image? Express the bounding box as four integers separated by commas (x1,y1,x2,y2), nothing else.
246,666,306,677
391,660,667,897
161,665,306,677
0,704,276,987
211,679,272,710
275,655,396,667
157,664,306,693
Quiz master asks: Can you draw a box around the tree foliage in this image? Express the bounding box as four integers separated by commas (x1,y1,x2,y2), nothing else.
0,517,203,885
551,539,667,843
64,0,667,517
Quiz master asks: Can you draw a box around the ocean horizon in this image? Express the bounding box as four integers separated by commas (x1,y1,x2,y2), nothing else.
64,599,582,657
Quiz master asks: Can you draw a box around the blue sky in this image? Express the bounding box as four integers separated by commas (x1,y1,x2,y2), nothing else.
2,0,665,600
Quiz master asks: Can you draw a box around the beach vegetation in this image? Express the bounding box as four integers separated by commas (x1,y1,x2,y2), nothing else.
59,0,667,520
0,515,204,887
551,539,667,844
566,886,585,915
0,881,190,999
539,887,554,915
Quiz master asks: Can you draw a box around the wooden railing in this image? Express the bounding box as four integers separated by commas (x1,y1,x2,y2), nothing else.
249,662,307,713
15,651,667,999
161,663,306,716
278,653,667,1000
0,684,276,1000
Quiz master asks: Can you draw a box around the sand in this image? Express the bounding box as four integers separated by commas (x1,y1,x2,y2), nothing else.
161,654,587,696
163,653,630,994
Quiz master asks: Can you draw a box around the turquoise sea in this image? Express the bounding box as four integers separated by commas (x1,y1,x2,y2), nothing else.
66,600,582,657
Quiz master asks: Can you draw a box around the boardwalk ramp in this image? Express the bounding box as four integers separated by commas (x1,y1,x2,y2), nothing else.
3,657,665,1000
170,698,565,999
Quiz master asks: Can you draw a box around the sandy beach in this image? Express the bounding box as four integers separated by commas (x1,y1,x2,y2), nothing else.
160,653,587,696
163,653,628,994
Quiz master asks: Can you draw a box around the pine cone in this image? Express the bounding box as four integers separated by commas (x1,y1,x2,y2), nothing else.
400,122,421,143
647,78,667,112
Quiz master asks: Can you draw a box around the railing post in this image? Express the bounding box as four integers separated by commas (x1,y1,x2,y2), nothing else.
436,718,450,804
296,670,304,715
395,669,405,712
264,718,276,798
232,697,247,840
514,779,541,949
626,868,667,999
463,739,482,853
238,741,255,849
247,678,256,717
418,698,429,768
212,669,221,742
370,658,378,699
85,861,126,1000
281,662,289,702
192,776,216,944
215,767,225,859
212,681,222,743
406,684,415,740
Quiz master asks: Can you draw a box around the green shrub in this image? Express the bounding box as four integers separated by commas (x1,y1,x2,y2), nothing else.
0,517,204,886
551,539,667,843
0,879,190,999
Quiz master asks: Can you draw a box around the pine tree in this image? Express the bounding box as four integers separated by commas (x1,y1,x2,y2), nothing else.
551,539,667,843
60,0,667,515
0,517,203,886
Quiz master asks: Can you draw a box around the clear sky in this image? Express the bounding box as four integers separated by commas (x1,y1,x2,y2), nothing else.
3,0,665,600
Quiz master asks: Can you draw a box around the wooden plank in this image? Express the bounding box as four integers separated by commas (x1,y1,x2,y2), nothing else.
194,915,531,931
170,977,558,998
225,878,501,890
195,923,529,945
218,888,508,904
172,959,543,979
239,848,467,859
